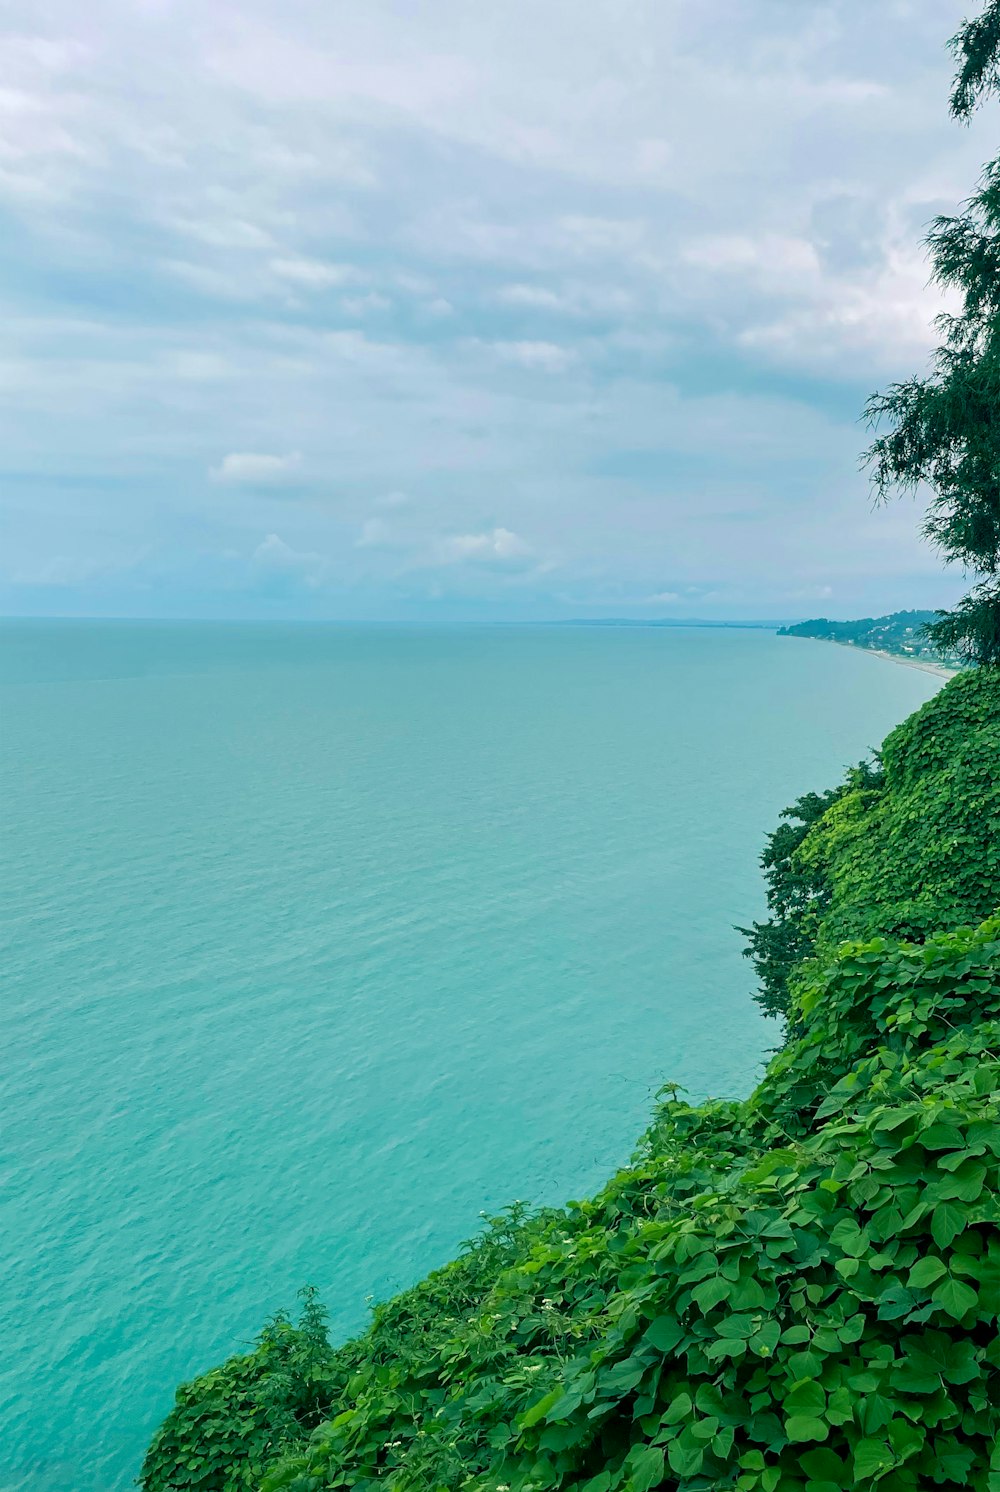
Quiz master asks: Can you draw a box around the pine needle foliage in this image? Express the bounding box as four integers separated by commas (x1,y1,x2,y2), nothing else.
864,2,1000,663
950,1,1000,120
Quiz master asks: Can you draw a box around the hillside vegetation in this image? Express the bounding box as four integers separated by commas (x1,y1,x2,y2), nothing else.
741,670,1000,1020
142,670,1000,1492
776,614,960,670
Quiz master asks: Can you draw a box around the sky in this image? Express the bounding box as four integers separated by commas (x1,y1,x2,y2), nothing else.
0,0,996,622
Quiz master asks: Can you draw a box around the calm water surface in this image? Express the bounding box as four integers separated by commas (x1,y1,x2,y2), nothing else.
0,622,941,1490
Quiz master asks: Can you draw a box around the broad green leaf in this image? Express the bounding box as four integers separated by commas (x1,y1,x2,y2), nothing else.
691,1276,731,1312
853,1438,892,1480
907,1256,947,1289
519,1387,563,1429
784,1381,826,1417
931,1202,965,1249
644,1316,683,1353
661,1391,692,1426
800,1448,846,1480
785,1415,829,1443
667,1441,704,1478
625,1444,664,1492
932,1276,978,1319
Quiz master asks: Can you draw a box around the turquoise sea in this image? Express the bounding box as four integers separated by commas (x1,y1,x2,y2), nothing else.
0,621,941,1491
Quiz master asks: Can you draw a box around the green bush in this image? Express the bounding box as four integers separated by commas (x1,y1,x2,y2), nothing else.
140,1289,335,1491
744,668,1000,1020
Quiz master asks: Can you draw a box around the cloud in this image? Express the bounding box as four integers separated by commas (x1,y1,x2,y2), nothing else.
495,284,568,311
490,340,576,373
494,282,633,316
270,257,360,288
786,584,835,601
341,291,392,316
0,0,989,621
683,233,820,286
250,532,326,585
437,527,532,564
10,553,130,587
211,452,303,486
356,516,395,548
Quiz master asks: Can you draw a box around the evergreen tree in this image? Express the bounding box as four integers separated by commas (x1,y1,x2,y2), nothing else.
864,2,1000,663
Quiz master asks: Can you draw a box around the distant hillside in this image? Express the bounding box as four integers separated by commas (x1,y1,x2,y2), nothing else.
778,610,962,669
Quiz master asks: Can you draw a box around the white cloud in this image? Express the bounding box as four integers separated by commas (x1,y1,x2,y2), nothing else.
250,532,326,585
495,284,568,311
270,256,360,288
0,0,988,621
421,297,454,317
491,340,576,373
494,282,633,317
683,233,821,286
211,451,303,485
437,527,531,564
172,216,274,250
341,291,391,316
786,584,834,601
356,516,395,548
10,552,131,586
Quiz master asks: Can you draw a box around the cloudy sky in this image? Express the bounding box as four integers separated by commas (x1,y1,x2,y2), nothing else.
1,0,994,621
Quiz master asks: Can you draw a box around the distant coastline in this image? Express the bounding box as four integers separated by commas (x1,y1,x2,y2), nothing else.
777,610,963,675
829,640,958,679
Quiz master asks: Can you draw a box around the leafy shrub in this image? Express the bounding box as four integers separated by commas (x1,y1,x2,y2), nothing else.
249,921,1000,1492
744,668,1000,1020
140,1288,335,1491
738,770,878,1021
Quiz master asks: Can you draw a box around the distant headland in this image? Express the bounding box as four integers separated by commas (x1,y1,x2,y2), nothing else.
777,610,963,675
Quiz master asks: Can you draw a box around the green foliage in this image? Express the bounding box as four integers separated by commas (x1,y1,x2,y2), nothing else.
743,670,1000,1019
738,769,878,1021
776,611,958,669
864,5,1000,662
139,1288,336,1491
176,920,1000,1492
141,669,1000,1492
950,1,1000,119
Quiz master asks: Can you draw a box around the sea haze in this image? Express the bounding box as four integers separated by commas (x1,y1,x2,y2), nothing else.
0,621,941,1491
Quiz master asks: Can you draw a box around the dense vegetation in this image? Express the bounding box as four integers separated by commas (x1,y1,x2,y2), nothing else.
775,613,959,670
741,670,1000,1021
142,667,1000,1492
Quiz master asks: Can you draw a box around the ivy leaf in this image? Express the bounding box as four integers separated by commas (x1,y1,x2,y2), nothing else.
829,1219,868,1257
625,1445,664,1492
661,1392,692,1426
691,1276,731,1312
784,1381,826,1417
932,1276,978,1319
930,1202,965,1250
907,1257,947,1289
800,1448,847,1480
667,1441,704,1478
853,1438,893,1480
785,1416,829,1443
519,1388,563,1429
644,1316,683,1354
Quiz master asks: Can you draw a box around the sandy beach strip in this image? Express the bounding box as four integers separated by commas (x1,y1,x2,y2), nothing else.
827,640,959,678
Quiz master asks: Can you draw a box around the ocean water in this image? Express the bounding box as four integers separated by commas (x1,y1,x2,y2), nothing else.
0,621,941,1491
